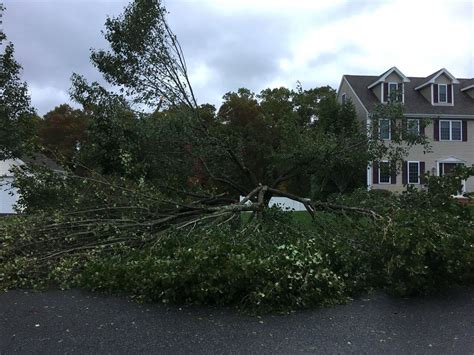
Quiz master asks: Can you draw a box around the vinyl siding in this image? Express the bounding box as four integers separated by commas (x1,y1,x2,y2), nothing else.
337,77,368,128
372,119,474,193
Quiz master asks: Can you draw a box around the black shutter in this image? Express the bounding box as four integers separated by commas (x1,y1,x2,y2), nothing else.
462,120,467,141
402,161,408,185
390,119,396,140
373,163,379,184
420,162,426,185
383,83,388,102
372,119,379,139
433,84,439,103
447,84,452,103
391,161,397,185
420,119,425,136
433,120,439,141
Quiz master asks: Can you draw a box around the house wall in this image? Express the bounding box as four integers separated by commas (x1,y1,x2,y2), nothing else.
338,77,368,128
434,73,452,85
370,83,382,102
372,119,474,193
386,72,402,83
0,177,19,214
420,85,432,103
0,159,23,214
0,159,21,177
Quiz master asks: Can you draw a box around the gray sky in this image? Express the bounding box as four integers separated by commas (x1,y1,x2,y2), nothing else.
2,0,474,115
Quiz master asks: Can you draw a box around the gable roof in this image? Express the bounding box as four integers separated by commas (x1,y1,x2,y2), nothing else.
414,68,460,90
367,66,410,89
344,75,474,116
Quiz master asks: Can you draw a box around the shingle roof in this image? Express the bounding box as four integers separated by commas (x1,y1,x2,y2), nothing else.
21,153,64,171
461,79,474,91
344,75,474,116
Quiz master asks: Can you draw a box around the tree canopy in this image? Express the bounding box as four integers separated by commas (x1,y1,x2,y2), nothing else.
0,4,38,159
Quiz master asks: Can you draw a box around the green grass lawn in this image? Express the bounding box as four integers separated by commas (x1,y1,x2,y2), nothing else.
241,210,317,230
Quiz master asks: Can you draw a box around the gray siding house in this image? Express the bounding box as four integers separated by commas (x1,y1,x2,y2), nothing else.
337,67,474,193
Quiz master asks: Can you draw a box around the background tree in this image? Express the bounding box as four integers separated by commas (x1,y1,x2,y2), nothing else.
0,4,38,159
310,96,368,198
38,104,89,163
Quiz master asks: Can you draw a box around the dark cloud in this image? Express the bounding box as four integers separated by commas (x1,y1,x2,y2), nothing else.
2,0,472,115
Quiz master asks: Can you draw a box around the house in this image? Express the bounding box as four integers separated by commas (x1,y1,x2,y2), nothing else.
337,67,474,194
0,153,63,214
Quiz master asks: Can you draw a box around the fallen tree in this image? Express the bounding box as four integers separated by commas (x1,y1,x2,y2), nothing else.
3,163,387,266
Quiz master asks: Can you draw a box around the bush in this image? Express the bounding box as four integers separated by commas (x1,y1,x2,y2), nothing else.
78,213,348,312
329,187,474,296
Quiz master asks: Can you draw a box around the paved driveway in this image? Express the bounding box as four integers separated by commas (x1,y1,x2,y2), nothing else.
1,288,473,354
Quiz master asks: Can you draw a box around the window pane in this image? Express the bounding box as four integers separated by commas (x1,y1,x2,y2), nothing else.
380,119,390,140
408,162,419,184
439,85,447,102
407,119,419,135
440,121,450,140
452,121,461,140
379,162,391,183
388,83,399,102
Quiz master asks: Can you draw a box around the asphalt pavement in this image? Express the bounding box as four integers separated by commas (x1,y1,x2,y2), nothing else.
1,288,473,354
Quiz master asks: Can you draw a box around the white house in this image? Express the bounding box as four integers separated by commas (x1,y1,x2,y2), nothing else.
0,154,63,214
0,158,21,214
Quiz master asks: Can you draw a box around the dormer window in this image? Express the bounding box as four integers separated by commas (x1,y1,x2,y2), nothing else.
367,67,410,103
438,84,447,103
388,82,398,96
388,82,399,102
433,83,452,104
414,69,458,105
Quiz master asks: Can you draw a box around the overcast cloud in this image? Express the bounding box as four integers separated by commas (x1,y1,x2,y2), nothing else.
2,0,473,115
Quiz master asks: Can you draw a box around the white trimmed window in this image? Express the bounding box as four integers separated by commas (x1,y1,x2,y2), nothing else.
408,161,420,184
438,84,447,103
407,119,420,135
379,161,391,184
379,119,391,140
341,93,346,104
388,82,398,102
440,120,462,141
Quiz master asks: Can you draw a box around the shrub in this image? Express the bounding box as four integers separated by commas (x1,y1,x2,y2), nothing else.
79,213,349,312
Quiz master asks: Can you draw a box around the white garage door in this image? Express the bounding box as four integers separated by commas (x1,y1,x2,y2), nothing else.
0,177,19,214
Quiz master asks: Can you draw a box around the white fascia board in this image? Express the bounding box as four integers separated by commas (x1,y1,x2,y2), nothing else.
414,68,460,90
403,113,474,119
437,155,466,163
367,66,411,89
460,84,474,92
